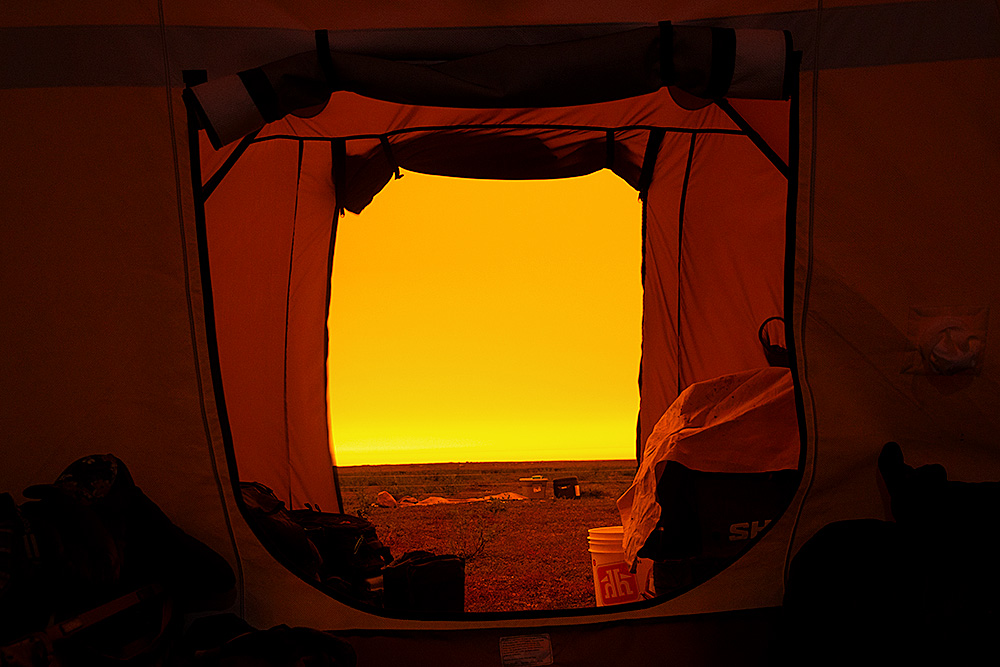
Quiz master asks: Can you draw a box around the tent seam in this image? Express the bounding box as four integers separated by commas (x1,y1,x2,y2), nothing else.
713,99,789,177
327,140,347,513
636,128,666,461
247,123,745,144
676,133,698,396
167,35,245,614
782,1,823,586
202,129,262,201
282,141,304,508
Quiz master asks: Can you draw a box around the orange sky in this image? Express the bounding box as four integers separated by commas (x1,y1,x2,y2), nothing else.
328,169,643,466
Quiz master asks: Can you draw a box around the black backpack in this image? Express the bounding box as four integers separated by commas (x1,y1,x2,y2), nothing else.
239,483,323,582
180,615,357,667
383,550,465,614
2,454,235,666
285,509,392,606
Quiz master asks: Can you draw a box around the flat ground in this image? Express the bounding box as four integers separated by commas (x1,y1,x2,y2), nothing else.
337,460,636,612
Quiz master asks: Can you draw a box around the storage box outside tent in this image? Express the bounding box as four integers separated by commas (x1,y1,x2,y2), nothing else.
520,476,551,500
553,477,581,499
3,2,999,666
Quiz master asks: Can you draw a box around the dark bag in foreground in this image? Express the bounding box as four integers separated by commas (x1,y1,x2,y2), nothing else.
239,483,392,605
0,585,170,667
286,509,392,605
641,461,799,597
2,455,235,666
239,483,323,582
383,550,465,614
184,618,357,667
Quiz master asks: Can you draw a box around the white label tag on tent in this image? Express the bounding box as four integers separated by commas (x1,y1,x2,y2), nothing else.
499,634,554,667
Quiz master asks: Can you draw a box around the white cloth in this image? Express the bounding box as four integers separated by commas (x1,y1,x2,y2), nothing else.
618,368,798,566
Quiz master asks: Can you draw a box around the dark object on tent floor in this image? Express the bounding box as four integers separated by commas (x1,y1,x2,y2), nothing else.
552,477,580,499
383,550,465,614
779,442,1000,667
240,482,324,582
23,454,236,614
240,482,392,607
639,461,799,597
180,615,357,667
1,585,172,667
1,454,235,665
287,508,393,607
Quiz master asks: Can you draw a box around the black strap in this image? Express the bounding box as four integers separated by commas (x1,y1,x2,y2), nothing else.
202,129,262,200
638,128,666,202
380,136,402,179
714,98,789,177
237,68,281,123
316,30,335,84
706,27,736,99
331,138,347,218
182,69,208,87
659,21,674,86
782,31,796,101
182,69,225,150
605,129,616,169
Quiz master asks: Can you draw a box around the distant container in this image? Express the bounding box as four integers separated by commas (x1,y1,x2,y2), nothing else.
553,477,581,499
519,475,549,499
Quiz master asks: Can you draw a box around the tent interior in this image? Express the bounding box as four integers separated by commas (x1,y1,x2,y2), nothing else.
3,2,1000,666
189,21,799,613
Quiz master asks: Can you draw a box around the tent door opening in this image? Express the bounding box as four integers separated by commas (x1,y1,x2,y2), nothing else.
186,83,800,618
328,168,644,468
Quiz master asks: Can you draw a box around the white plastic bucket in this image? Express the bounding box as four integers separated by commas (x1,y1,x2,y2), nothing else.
587,526,653,606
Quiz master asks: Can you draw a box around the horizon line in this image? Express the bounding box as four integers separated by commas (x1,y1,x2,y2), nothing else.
336,457,636,469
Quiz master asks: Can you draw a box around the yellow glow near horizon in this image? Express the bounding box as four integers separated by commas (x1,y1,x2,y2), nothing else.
328,169,642,466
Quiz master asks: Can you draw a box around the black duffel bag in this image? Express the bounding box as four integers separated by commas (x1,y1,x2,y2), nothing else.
286,509,392,606
383,550,465,614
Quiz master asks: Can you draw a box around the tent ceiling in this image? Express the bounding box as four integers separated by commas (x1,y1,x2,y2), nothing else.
188,24,790,149
2,1,997,91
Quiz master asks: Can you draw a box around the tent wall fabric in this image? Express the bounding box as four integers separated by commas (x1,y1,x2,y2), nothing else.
198,132,343,513
3,1,1000,666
